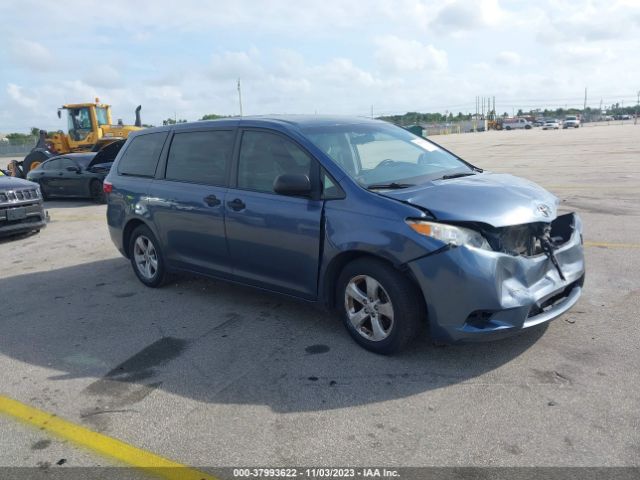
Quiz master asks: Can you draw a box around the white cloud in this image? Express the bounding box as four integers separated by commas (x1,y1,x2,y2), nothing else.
83,65,123,89
495,51,521,66
1,0,640,132
374,36,448,73
7,84,38,109
209,49,264,81
431,0,506,33
8,39,55,71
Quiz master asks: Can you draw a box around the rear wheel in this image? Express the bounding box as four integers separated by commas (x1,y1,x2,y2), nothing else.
39,182,49,200
337,258,424,354
129,225,168,288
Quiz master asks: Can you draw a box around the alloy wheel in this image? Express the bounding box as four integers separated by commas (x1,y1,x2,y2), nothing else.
133,235,159,280
344,275,395,341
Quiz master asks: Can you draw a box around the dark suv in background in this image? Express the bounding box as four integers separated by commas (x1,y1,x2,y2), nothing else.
105,116,584,354
0,173,47,237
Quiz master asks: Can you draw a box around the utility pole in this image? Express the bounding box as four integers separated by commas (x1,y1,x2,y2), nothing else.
237,78,243,117
371,105,374,119
583,87,587,115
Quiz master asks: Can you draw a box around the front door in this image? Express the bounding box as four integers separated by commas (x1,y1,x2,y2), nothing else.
224,129,323,298
57,157,86,196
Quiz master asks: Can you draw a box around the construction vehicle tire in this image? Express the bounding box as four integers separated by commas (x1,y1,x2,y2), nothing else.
22,149,51,175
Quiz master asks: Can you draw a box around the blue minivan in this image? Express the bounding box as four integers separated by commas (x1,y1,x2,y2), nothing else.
105,116,584,354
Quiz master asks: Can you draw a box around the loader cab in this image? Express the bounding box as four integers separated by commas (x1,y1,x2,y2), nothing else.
58,102,114,144
67,106,93,141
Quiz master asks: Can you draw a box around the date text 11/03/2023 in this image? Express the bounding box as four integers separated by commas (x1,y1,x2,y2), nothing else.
232,468,400,478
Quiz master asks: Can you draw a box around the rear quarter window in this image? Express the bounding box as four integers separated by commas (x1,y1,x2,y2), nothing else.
117,132,168,177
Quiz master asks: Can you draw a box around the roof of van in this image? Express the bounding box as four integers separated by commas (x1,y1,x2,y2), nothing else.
135,115,386,135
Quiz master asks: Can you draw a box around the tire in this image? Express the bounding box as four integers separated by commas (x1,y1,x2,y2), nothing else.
525,125,532,129
336,258,425,354
39,182,49,200
22,150,51,174
128,225,168,288
505,126,511,130
89,179,105,203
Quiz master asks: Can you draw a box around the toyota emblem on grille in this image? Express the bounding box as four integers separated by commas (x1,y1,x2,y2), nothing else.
537,204,551,217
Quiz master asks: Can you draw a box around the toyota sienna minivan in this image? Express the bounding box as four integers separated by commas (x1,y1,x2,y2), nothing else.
105,116,585,354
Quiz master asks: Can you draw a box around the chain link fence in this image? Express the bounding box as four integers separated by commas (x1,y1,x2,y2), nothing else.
0,137,36,157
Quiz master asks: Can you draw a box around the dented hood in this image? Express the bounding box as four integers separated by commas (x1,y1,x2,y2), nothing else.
380,172,559,227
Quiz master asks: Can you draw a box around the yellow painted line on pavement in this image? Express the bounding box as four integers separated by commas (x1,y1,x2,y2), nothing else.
0,395,217,480
584,241,640,249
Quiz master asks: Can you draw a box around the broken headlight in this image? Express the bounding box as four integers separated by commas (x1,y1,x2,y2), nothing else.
406,220,491,250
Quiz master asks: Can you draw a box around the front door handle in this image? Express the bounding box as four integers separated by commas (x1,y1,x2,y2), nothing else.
204,194,221,207
227,198,246,211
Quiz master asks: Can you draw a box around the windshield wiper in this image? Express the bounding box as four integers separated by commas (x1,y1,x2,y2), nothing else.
438,172,477,180
366,182,414,190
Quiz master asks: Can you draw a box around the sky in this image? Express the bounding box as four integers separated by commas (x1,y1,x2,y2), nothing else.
1,0,639,132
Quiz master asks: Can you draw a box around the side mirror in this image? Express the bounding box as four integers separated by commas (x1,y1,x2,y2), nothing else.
66,166,80,173
273,173,311,196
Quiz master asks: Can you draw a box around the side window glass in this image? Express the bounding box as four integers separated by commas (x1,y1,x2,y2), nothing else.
165,130,234,186
118,132,168,177
321,169,344,199
237,131,311,193
60,158,76,169
44,159,61,170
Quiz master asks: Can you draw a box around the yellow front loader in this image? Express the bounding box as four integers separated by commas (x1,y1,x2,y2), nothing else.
8,99,142,178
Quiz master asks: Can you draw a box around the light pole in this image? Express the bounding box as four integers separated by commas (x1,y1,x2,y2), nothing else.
635,90,639,125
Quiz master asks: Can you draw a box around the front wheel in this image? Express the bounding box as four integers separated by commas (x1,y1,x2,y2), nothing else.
337,258,424,354
129,225,168,288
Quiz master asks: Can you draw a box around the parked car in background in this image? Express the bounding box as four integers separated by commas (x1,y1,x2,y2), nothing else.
0,174,47,237
105,116,585,354
26,140,124,202
503,118,533,130
562,116,581,128
542,119,560,130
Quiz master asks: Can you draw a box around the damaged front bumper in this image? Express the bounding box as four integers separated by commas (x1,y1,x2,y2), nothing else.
407,213,585,343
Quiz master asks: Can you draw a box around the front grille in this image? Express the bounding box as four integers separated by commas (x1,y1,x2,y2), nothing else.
0,188,40,205
482,213,575,257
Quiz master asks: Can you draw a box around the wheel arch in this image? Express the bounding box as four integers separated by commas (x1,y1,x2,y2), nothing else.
321,250,425,310
122,218,151,258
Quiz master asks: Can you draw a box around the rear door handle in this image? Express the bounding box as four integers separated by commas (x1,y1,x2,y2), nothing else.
204,194,221,207
227,198,245,211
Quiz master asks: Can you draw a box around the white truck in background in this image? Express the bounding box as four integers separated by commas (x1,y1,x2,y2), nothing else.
503,118,533,130
563,115,581,128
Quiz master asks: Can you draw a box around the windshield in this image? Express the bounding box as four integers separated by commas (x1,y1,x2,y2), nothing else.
302,122,472,187
67,107,93,141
